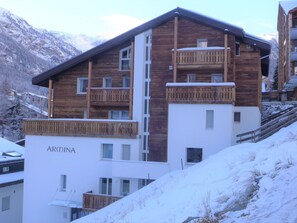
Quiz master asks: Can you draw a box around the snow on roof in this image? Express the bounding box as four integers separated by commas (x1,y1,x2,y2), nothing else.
280,1,297,14
176,46,227,51
73,121,297,223
166,82,235,87
0,137,24,162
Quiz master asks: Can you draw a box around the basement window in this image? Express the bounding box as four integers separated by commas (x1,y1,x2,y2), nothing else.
186,148,203,163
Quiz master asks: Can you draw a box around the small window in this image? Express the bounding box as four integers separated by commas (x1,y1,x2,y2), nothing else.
235,42,240,56
211,73,223,83
2,196,10,212
206,110,214,129
77,78,88,94
109,110,129,120
60,175,67,192
197,39,208,48
121,180,130,196
234,112,241,122
122,144,131,160
186,148,203,163
123,76,130,88
100,178,112,195
187,74,196,83
102,144,113,159
120,47,131,70
103,77,112,88
2,166,9,173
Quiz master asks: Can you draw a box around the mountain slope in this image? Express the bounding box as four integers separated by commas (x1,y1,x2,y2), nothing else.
73,122,297,223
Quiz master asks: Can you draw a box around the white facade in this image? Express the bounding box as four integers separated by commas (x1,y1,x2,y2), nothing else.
23,135,169,223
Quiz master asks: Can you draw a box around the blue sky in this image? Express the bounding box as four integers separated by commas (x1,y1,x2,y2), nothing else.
0,0,282,38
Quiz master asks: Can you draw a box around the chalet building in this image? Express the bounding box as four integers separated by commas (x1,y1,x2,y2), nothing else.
22,8,270,223
0,138,24,223
278,1,297,90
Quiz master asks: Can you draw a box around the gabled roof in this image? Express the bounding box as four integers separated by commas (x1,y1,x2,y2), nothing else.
279,1,297,14
33,7,271,87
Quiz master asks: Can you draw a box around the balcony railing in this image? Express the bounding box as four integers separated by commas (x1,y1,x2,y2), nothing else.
166,83,235,104
174,47,230,69
83,193,121,211
90,87,130,106
23,119,138,138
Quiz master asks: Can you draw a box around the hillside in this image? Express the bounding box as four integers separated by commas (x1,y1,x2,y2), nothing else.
73,122,297,223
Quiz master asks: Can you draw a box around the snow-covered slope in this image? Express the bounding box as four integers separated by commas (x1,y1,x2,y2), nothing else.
73,122,297,223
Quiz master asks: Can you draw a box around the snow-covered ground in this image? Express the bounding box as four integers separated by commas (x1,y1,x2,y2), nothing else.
73,121,297,223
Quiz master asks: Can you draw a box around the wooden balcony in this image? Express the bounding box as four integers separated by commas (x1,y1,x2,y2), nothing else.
83,193,121,211
166,83,235,104
90,87,130,106
174,47,230,69
23,119,138,138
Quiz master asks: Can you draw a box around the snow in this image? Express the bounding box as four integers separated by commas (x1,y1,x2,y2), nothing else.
0,137,25,161
73,121,297,223
0,171,23,185
176,47,228,51
166,82,235,87
280,1,297,14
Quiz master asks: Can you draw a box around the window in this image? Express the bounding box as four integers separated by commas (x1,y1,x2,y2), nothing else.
109,110,129,120
100,178,112,195
123,76,130,88
122,144,131,160
102,144,113,159
197,39,208,48
234,112,241,122
120,47,131,70
138,179,154,189
235,42,240,56
2,196,10,211
60,175,67,192
121,180,130,196
2,166,9,173
206,110,214,129
187,74,196,83
211,73,223,83
186,148,203,163
77,78,88,94
103,77,112,88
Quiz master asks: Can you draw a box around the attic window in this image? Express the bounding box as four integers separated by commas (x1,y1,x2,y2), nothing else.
119,46,131,71
2,151,22,157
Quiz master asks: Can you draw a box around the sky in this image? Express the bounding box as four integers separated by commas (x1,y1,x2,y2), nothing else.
0,0,283,39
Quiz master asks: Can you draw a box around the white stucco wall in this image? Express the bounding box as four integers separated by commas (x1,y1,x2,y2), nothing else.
167,104,234,171
0,183,23,223
23,135,168,223
232,106,261,144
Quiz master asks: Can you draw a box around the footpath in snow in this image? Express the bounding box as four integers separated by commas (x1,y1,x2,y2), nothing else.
73,122,297,223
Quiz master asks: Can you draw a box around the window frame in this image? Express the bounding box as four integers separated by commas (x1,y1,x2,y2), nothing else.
1,196,10,212
122,76,130,88
197,39,208,48
186,148,203,163
234,112,241,122
119,46,131,71
235,42,240,56
187,74,196,83
103,77,112,88
211,73,223,83
76,77,88,94
122,144,131,160
121,179,130,196
60,175,67,192
206,110,214,129
102,143,113,159
109,110,129,120
99,178,112,195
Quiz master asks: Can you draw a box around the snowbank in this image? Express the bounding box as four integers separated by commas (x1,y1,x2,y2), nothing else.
73,122,297,223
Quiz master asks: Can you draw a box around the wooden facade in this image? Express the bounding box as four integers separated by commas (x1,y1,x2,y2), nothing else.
278,3,297,90
31,8,270,162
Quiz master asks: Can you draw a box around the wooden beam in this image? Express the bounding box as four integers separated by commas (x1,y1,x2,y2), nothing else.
129,41,135,120
48,79,52,118
173,15,178,83
224,32,228,82
87,60,92,118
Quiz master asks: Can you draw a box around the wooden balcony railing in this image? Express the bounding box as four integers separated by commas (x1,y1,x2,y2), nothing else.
167,83,235,104
83,193,121,211
175,48,230,69
90,88,130,106
23,119,138,138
